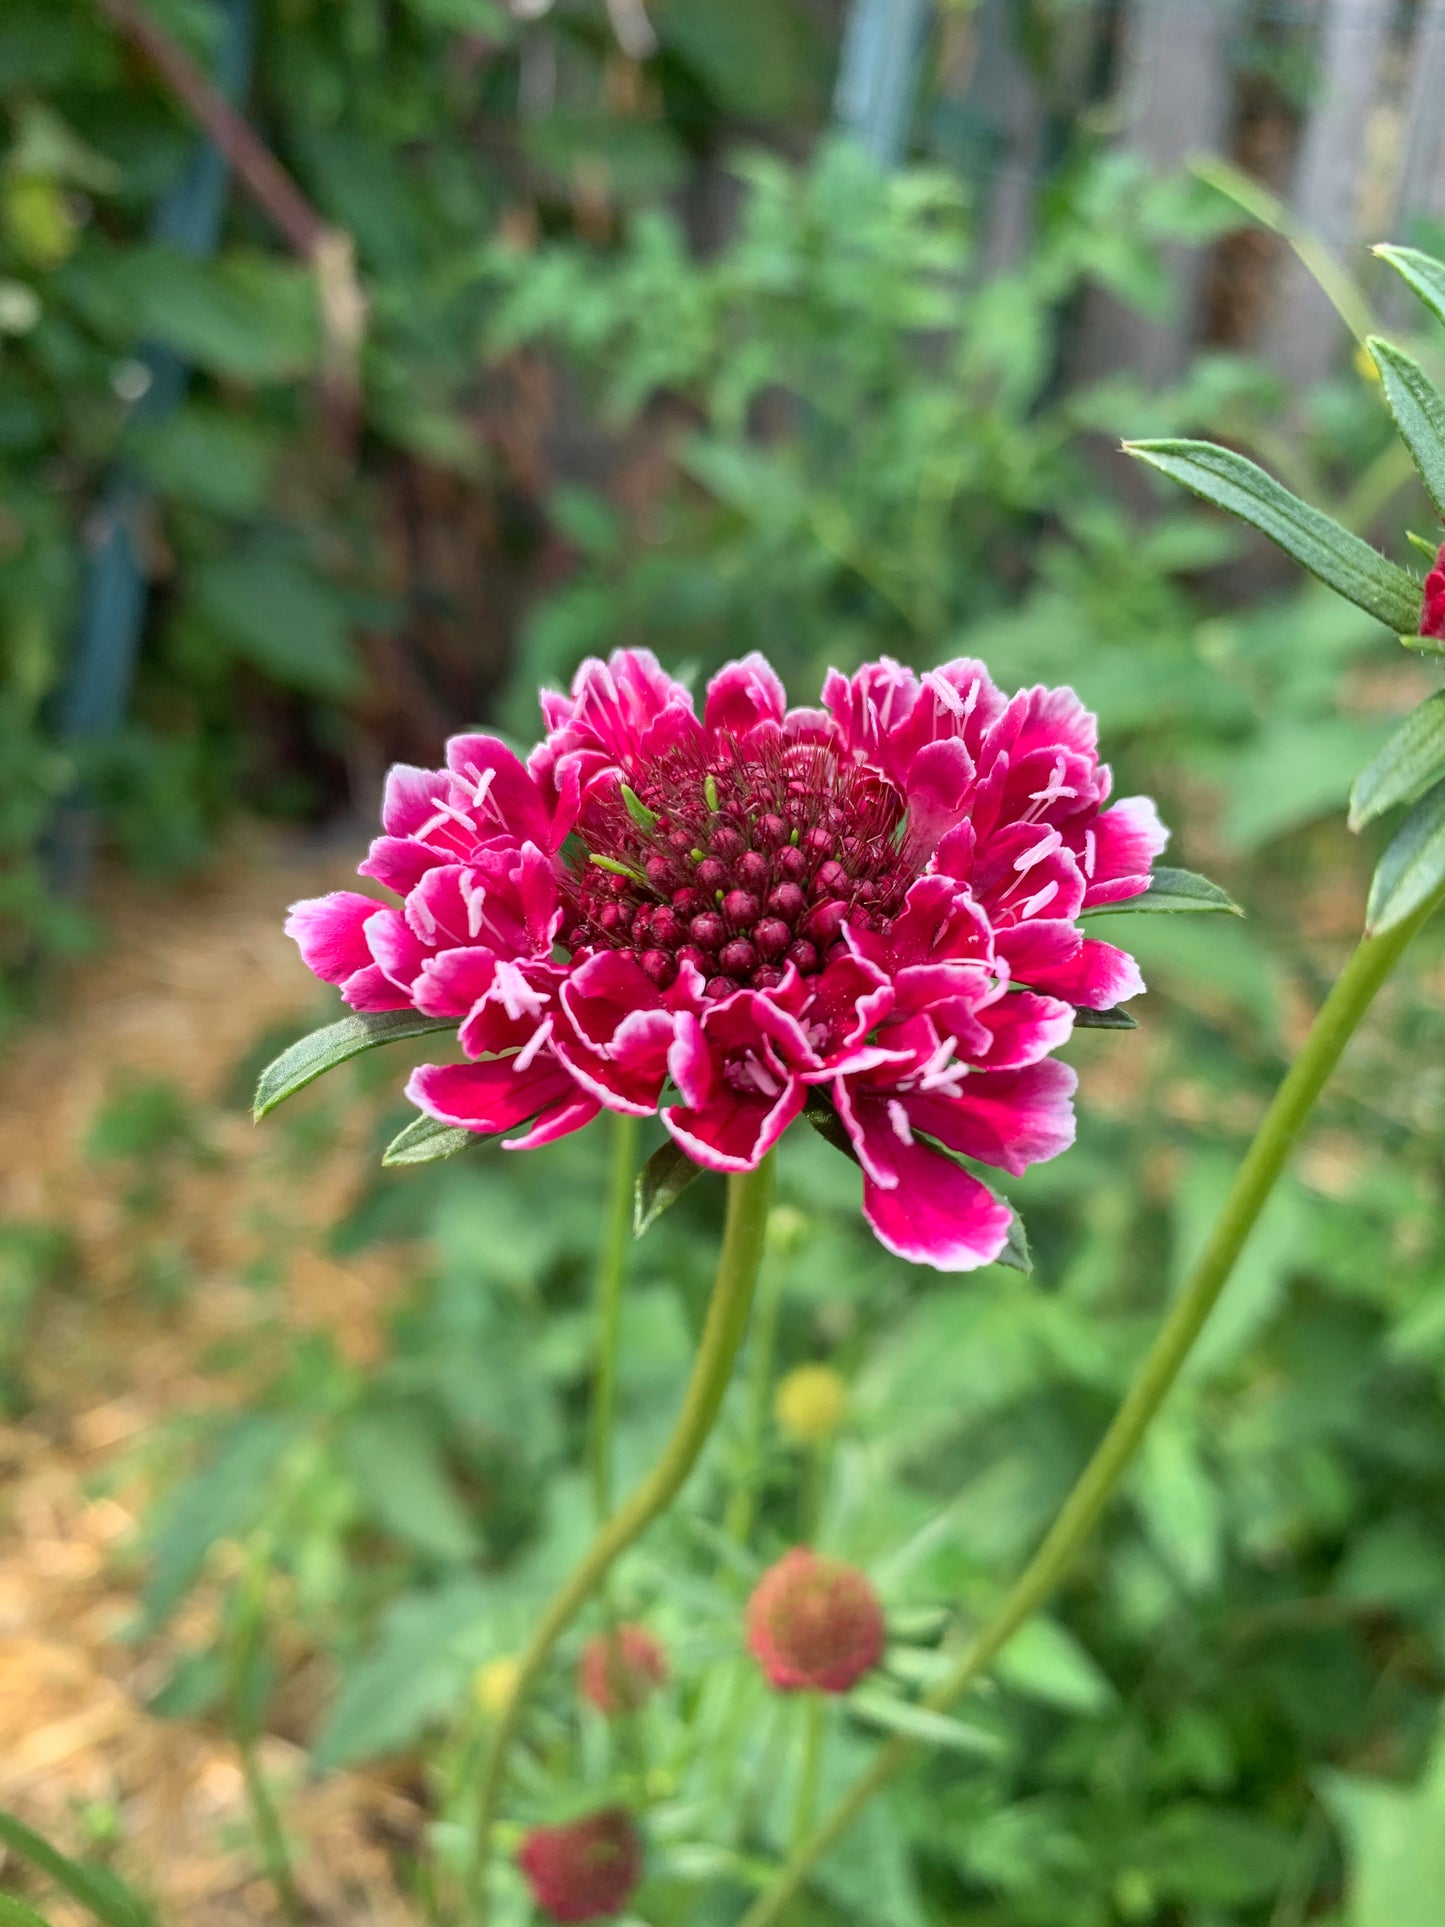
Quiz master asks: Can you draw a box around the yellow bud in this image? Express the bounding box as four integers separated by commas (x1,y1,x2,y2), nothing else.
473,1655,521,1717
774,1363,847,1443
3,176,78,270
1354,342,1382,387
764,1204,808,1258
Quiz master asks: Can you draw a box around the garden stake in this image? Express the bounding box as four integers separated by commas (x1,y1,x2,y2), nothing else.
739,882,1445,1926
468,1153,775,1920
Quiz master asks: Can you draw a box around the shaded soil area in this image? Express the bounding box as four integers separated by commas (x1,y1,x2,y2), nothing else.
0,832,423,1924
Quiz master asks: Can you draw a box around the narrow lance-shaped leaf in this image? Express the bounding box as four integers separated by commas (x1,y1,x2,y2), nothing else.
847,1686,1004,1757
1124,440,1422,633
1350,691,1445,829
1368,336,1445,520
1374,243,1445,333
1081,865,1242,918
634,1137,703,1236
253,1009,457,1120
1072,1004,1139,1030
0,1895,59,1927
1366,776,1445,934
382,1110,480,1166
0,1811,155,1927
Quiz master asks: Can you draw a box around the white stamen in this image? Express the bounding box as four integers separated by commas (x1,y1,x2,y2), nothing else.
492,960,548,1023
887,1099,914,1146
1028,755,1078,810
737,1056,782,1099
410,894,437,939
1082,829,1097,879
924,670,964,718
464,763,498,813
463,870,488,939
417,793,478,841
1018,880,1060,919
1013,828,1062,875
512,1017,552,1072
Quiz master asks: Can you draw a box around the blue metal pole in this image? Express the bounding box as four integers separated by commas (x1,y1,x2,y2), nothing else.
832,0,932,166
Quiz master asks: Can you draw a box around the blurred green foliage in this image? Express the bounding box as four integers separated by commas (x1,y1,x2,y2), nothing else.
5,2,1445,1921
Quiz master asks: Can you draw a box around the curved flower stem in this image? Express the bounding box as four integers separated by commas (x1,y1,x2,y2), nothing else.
592,1111,640,1524
739,895,1444,1927
469,1152,776,1921
790,1694,826,1852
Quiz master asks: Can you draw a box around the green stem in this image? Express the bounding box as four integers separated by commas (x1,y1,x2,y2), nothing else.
592,1111,640,1524
740,895,1442,1927
790,1694,826,1853
725,1244,783,1545
469,1154,776,1922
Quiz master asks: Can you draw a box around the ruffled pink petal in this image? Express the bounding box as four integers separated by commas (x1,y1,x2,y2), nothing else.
1016,932,1144,1009
1079,796,1169,908
502,1088,602,1150
364,907,429,992
357,835,441,897
663,1075,805,1174
412,945,503,1020
445,733,558,852
338,964,413,1012
704,652,789,737
285,892,379,985
975,990,1076,1069
904,1059,1077,1177
822,658,921,779
834,1087,1012,1271
380,764,451,841
407,1054,584,1136
904,737,975,853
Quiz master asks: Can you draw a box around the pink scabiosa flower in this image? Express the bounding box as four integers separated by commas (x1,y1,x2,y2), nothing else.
286,650,1167,1271
516,1808,642,1922
1422,541,1445,639
746,1547,884,1693
578,1623,668,1715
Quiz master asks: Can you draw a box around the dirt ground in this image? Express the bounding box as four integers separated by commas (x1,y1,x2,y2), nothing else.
0,830,424,1924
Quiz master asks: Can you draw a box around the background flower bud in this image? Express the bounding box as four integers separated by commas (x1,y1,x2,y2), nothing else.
473,1655,521,1718
746,1547,884,1693
516,1808,643,1922
774,1363,847,1443
578,1622,668,1714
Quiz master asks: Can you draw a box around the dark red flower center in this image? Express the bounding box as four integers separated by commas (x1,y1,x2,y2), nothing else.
560,738,913,996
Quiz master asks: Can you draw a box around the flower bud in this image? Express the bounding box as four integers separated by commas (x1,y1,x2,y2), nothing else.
1423,543,1445,639
746,1547,884,1693
473,1655,521,1717
516,1808,643,1922
578,1623,668,1715
774,1364,847,1443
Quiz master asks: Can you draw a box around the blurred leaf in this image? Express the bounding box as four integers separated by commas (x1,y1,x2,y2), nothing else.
0,1810,155,1927
129,407,275,518
994,1617,1115,1714
848,1688,1004,1756
1350,692,1445,829
315,1578,492,1768
341,1403,478,1562
634,1138,702,1237
144,1414,300,1626
1134,1414,1224,1592
190,548,360,698
1368,337,1445,519
1374,244,1445,333
1139,1804,1297,1906
1126,440,1422,631
1366,776,1445,933
382,1111,478,1166
1071,1004,1139,1028
254,1010,455,1119
0,1894,58,1927
1323,1736,1445,1927
1222,717,1386,851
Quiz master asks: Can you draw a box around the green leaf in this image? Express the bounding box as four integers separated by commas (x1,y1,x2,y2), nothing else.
995,1206,1032,1276
190,548,360,699
144,1415,300,1627
1374,243,1445,333
1083,865,1242,917
1124,440,1422,632
253,1010,456,1120
847,1688,1004,1757
1322,1735,1445,1927
634,1137,702,1236
802,1095,860,1165
1072,1004,1139,1029
0,1812,155,1927
1365,776,1445,933
341,1403,478,1561
1350,692,1445,829
1368,337,1445,519
994,1616,1115,1713
314,1579,493,1768
381,1110,478,1166
0,1894,59,1927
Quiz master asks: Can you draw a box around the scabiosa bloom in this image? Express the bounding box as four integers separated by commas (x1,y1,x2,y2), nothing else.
1422,540,1445,639
516,1809,642,1923
578,1623,669,1715
746,1547,884,1693
286,650,1165,1272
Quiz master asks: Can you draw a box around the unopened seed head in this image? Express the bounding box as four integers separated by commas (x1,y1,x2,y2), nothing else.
774,1363,847,1442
